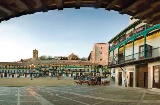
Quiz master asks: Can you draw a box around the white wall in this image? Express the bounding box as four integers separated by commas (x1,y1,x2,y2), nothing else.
146,32,160,48
148,62,160,89
115,67,125,87
125,65,136,87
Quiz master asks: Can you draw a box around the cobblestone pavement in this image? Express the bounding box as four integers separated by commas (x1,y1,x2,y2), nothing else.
0,84,160,105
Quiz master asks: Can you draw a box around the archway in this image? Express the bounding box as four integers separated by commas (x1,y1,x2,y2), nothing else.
0,0,159,24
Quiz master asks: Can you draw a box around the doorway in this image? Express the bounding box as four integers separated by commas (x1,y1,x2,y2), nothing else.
153,66,160,88
118,72,122,85
137,65,148,88
144,72,148,88
129,72,133,87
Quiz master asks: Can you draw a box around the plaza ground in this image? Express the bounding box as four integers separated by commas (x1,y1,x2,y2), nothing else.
0,84,160,105
0,77,74,86
0,78,160,105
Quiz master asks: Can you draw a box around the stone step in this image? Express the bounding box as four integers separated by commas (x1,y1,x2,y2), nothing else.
150,88,160,93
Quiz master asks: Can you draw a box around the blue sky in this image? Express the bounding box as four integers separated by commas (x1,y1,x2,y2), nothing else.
0,8,129,62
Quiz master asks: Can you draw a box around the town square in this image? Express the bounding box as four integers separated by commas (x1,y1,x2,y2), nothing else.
0,0,160,105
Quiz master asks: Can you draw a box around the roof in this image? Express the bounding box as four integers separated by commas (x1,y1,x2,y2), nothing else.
0,0,159,25
95,43,107,44
108,20,141,43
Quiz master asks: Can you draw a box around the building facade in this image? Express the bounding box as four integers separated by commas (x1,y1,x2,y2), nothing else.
108,19,160,89
88,43,109,77
68,53,79,60
88,43,109,66
0,50,107,78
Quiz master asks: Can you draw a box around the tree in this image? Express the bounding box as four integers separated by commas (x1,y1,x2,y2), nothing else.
80,57,88,61
39,55,47,60
47,55,53,60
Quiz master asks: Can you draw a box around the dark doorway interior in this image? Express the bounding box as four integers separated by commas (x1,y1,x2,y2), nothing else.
118,72,122,85
144,72,148,88
129,72,133,87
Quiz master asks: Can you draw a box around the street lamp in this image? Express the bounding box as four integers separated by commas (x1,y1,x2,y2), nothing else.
29,64,35,80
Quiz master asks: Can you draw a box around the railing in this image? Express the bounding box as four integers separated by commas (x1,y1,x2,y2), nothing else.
152,47,160,57
109,47,160,66
109,25,147,50
125,54,132,61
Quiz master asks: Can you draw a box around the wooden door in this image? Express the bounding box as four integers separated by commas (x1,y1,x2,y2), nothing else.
153,68,160,88
137,66,148,88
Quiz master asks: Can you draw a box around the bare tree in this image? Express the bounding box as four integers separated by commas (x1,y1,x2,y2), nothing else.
48,55,53,60
80,57,88,61
39,55,47,60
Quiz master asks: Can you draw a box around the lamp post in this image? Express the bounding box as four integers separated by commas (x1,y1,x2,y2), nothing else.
29,64,35,80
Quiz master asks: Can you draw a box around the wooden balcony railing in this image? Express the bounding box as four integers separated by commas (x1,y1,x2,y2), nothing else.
109,47,160,66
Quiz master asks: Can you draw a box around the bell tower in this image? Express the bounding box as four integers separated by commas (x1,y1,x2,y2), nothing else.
33,49,38,59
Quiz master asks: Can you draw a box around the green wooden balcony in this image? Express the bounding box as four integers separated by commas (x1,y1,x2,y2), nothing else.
109,24,160,52
109,47,160,67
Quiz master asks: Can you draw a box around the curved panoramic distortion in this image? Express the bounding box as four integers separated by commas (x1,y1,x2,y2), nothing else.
0,0,159,24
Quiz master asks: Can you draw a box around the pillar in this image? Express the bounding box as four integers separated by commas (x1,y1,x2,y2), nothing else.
124,44,126,62
132,40,134,61
144,34,147,58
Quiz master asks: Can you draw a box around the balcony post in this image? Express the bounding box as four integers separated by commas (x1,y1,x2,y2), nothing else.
144,34,147,58
132,26,136,61
124,32,126,40
132,26,135,35
145,24,147,30
132,39,134,61
124,44,126,62
118,47,119,64
112,50,114,64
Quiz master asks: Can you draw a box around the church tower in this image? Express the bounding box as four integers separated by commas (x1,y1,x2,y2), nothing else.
33,49,38,59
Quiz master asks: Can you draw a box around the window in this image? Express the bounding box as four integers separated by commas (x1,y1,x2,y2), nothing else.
139,45,144,58
99,51,102,54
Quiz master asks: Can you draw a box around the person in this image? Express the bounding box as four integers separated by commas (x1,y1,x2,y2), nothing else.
87,76,91,81
57,75,60,80
124,79,126,87
97,76,101,85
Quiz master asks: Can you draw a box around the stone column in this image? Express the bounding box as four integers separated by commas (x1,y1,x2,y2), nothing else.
148,66,152,89
115,68,119,85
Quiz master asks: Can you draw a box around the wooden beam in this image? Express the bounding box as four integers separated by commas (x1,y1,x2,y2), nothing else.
131,8,153,20
137,7,160,23
39,0,48,12
55,0,64,10
0,2,17,15
151,1,160,8
75,0,81,9
0,9,8,18
120,0,142,14
148,13,160,24
95,0,103,9
105,0,120,10
0,5,13,15
131,0,160,20
20,0,34,13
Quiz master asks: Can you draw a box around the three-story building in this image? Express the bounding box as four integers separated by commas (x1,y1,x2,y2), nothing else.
108,19,160,89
